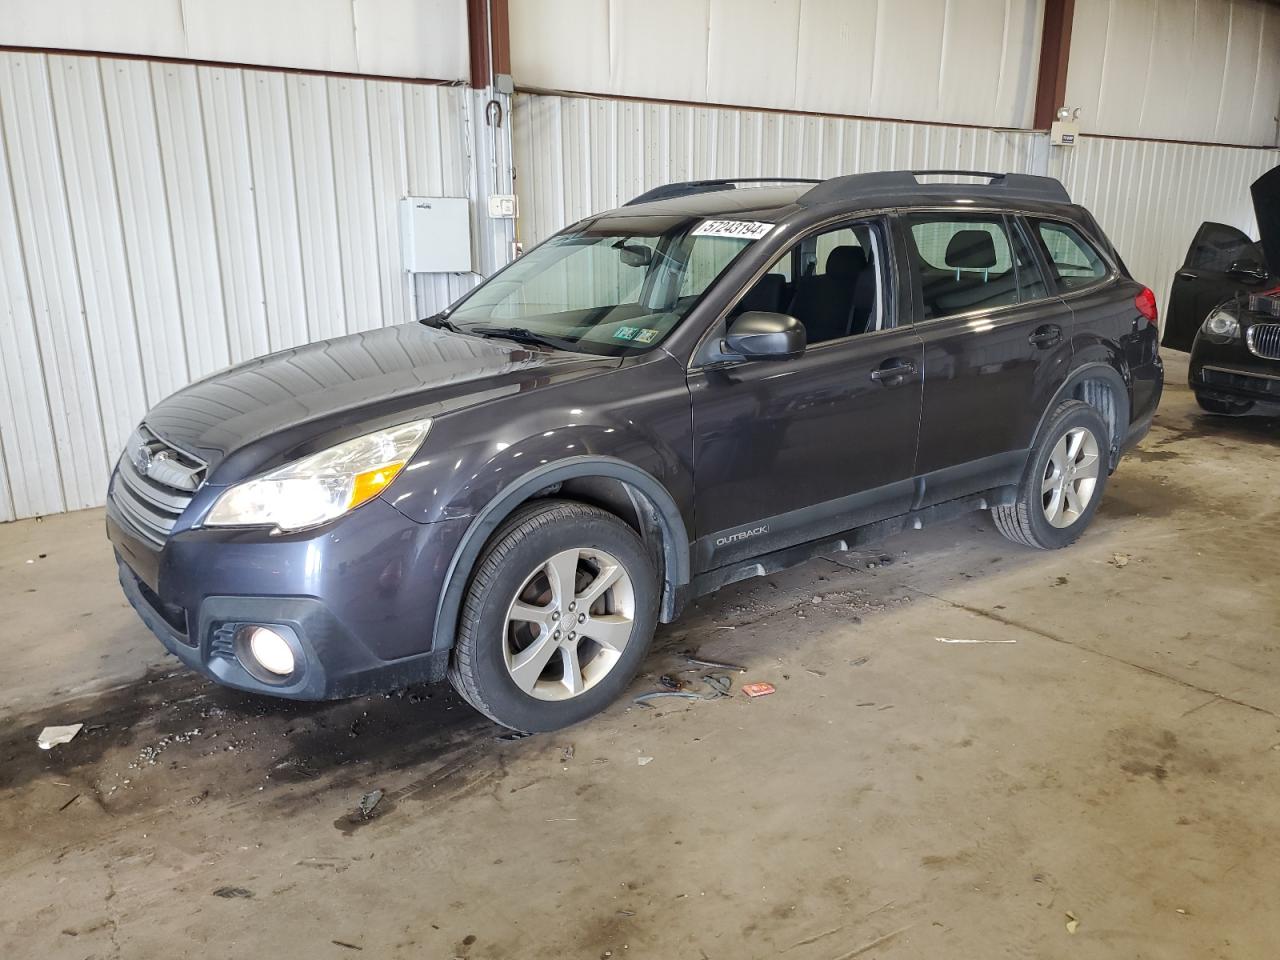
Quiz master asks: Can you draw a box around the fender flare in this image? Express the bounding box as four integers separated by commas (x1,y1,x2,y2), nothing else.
429,456,691,654
1031,361,1131,469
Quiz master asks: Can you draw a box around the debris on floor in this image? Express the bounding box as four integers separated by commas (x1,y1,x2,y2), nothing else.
1109,553,1131,568
357,789,383,820
935,637,1017,644
212,886,254,899
683,653,747,673
560,745,575,762
701,675,733,699
37,723,83,750
1065,911,1080,934
494,731,531,742
634,690,704,706
741,682,776,698
634,673,734,706
637,756,653,766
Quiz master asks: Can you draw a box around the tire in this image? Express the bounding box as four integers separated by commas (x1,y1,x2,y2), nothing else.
448,499,659,732
1195,392,1253,415
993,399,1111,550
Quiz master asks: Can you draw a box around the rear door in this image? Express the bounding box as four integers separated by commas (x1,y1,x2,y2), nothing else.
905,211,1073,506
1164,222,1269,351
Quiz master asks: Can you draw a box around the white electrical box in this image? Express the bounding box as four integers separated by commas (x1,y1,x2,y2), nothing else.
488,194,518,219
399,197,472,273
1050,120,1079,146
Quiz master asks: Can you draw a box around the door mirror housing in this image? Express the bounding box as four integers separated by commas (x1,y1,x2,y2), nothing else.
724,312,806,361
1228,259,1269,283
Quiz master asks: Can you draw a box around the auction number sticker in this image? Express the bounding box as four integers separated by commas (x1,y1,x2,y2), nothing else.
690,219,775,241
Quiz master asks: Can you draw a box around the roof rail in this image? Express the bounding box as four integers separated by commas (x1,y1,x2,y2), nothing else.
799,170,1070,206
625,177,822,206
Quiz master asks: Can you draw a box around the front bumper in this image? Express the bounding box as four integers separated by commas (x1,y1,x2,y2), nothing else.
1189,337,1280,408
108,492,468,699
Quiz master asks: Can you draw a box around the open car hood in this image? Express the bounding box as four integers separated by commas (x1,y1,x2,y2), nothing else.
1252,163,1280,276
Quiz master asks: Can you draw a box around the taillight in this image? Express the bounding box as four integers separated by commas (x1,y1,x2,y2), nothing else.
1135,287,1158,326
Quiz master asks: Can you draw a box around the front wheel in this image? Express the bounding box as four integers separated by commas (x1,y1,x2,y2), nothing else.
448,500,659,732
993,400,1110,550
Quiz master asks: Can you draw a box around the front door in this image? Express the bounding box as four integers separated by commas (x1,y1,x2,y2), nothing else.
1164,222,1272,351
688,218,923,571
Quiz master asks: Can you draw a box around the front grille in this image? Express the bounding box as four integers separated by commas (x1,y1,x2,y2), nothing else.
1247,322,1280,361
108,426,206,548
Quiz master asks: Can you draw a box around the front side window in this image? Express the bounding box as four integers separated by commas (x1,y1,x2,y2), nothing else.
903,213,1022,319
446,216,770,355
732,221,885,345
1031,220,1109,291
1184,222,1257,272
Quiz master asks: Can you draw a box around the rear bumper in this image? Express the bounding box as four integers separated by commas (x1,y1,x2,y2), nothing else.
107,493,467,700
1121,353,1163,455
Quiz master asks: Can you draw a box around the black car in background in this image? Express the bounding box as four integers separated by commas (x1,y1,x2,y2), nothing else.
1163,165,1280,415
107,170,1163,732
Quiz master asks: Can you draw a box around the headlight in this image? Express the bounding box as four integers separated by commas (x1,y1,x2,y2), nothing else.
1201,308,1240,340
204,419,431,532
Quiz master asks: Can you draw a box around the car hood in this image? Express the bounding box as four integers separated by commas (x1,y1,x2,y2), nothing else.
142,324,616,482
1252,163,1280,276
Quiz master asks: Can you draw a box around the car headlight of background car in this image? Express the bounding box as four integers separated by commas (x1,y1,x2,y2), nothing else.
1200,308,1240,342
204,419,431,533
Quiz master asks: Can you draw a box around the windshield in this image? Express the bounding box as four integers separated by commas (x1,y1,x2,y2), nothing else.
445,215,770,355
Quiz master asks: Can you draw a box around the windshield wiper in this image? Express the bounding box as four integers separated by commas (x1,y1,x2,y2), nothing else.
463,324,579,351
419,312,459,332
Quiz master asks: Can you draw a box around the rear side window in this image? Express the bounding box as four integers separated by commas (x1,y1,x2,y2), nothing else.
903,214,1030,320
1032,220,1109,291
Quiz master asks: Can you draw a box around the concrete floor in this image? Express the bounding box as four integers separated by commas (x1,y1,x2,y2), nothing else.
2,351,1279,959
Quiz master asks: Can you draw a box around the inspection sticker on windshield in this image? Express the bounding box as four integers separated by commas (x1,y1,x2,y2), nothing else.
614,326,659,343
691,219,775,241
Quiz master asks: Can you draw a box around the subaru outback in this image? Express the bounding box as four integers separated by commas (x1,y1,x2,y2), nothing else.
107,170,1164,732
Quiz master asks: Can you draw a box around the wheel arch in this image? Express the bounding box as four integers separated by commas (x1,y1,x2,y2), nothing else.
430,456,691,654
1033,361,1131,471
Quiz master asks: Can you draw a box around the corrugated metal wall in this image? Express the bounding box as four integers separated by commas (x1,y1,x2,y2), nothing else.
0,50,491,522
512,93,1045,245
1049,136,1280,306
1,0,471,82
1065,0,1280,147
509,0,1047,129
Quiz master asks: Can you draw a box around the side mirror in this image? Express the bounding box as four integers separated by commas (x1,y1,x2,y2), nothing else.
724,311,806,361
1228,259,1268,283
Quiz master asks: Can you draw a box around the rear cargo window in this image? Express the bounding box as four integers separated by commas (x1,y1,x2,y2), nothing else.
1032,220,1108,292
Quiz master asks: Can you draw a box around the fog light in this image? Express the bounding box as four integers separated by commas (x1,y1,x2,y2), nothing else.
243,626,295,676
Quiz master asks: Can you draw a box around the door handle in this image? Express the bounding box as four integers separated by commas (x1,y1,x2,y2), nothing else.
870,359,916,384
1176,270,1197,281
1028,324,1063,348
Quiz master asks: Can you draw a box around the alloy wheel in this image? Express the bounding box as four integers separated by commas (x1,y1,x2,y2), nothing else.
502,547,636,701
1041,426,1100,528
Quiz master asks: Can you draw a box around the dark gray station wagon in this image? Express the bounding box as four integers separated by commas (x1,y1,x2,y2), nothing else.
107,170,1164,731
